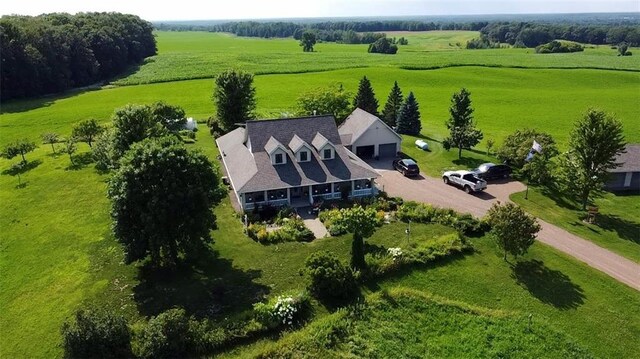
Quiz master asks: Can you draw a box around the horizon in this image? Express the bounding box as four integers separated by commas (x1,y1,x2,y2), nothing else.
1,0,638,22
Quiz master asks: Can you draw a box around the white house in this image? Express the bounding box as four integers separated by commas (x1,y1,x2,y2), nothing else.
338,108,403,159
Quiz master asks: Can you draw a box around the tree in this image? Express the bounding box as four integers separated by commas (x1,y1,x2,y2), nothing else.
213,69,256,132
381,81,403,128
61,307,132,359
303,251,357,302
72,119,103,148
92,128,118,171
42,132,60,154
296,84,352,124
335,206,378,270
486,202,540,261
150,101,187,132
444,88,483,159
497,129,559,185
111,104,167,158
138,308,202,359
486,138,495,155
558,109,626,210
64,137,78,165
396,92,422,135
353,76,379,115
1,139,37,163
618,42,630,56
368,37,398,54
108,136,224,267
300,31,316,52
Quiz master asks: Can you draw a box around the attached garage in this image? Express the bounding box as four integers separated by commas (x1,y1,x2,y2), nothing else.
378,143,398,158
356,145,375,159
339,108,403,161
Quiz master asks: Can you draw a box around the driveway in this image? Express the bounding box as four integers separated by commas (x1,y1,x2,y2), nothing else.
376,167,640,291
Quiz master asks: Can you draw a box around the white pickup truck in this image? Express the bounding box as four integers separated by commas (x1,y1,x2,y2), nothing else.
442,170,488,194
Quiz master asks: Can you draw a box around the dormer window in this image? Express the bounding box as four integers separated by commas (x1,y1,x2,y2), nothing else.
323,148,333,160
299,150,309,162
274,153,284,164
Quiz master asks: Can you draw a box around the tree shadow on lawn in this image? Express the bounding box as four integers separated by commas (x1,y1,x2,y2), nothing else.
65,152,94,171
452,156,488,170
539,187,579,211
511,259,585,310
133,248,270,319
1,159,42,176
596,214,640,245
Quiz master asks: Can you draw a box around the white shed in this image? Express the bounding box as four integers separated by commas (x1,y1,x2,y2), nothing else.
338,108,402,159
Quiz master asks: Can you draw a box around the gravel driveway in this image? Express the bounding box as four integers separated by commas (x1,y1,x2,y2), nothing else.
375,166,640,291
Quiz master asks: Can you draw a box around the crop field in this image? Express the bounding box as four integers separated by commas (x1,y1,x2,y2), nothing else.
1,30,639,358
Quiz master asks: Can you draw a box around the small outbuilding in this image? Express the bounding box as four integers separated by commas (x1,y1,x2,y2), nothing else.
605,144,640,192
338,108,402,160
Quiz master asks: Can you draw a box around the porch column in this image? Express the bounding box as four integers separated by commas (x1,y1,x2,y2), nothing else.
308,185,313,204
264,190,268,204
287,188,291,205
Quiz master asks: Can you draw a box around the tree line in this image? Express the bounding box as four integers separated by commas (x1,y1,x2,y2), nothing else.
0,12,157,101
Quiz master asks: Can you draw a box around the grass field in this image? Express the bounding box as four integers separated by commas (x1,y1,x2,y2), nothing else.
512,187,640,263
1,30,639,358
113,31,640,85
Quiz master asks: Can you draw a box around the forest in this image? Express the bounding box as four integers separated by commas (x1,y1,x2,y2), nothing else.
0,12,156,101
157,19,640,48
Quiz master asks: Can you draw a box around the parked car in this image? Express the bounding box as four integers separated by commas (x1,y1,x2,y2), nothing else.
442,170,487,193
472,163,512,181
393,158,420,177
415,139,429,150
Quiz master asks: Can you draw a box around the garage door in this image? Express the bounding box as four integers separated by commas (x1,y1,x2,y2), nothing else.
355,145,375,159
378,143,398,158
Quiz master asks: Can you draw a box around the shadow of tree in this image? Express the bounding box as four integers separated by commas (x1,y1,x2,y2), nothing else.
596,214,640,244
452,157,487,169
1,159,42,176
65,152,94,171
539,187,579,211
133,248,270,319
511,259,585,310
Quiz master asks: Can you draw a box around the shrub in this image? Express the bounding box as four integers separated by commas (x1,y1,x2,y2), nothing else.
247,218,314,243
368,37,398,54
253,291,311,329
303,251,358,302
61,308,132,359
396,201,490,236
137,308,202,359
535,40,584,53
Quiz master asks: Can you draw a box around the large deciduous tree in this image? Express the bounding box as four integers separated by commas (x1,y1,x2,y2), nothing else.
111,104,167,158
487,202,540,261
213,69,257,132
558,109,626,210
396,92,422,135
443,88,483,159
381,81,403,128
1,139,37,163
497,129,559,185
300,31,317,52
297,84,352,124
72,119,103,148
149,101,187,132
353,76,379,115
108,137,224,267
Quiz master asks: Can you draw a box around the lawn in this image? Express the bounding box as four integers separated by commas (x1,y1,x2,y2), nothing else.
512,187,640,263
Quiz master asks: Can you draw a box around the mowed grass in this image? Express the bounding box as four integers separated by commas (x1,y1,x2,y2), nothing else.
112,31,640,85
512,188,640,263
2,67,639,149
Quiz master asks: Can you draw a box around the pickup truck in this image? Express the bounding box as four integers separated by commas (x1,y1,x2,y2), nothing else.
442,170,487,194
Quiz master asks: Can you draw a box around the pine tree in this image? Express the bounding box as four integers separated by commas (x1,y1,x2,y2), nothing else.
381,81,403,128
353,76,379,115
396,92,421,135
444,88,483,159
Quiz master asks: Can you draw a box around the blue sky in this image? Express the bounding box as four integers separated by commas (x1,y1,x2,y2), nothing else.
1,0,638,21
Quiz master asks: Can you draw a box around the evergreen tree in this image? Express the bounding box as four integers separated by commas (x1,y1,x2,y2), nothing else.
396,92,421,135
444,88,483,159
352,76,379,115
381,81,403,128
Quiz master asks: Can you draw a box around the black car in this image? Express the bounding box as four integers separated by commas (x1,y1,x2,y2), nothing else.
472,163,512,181
393,158,420,177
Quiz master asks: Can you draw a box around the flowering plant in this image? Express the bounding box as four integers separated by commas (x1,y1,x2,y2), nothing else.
388,247,403,260
253,291,310,329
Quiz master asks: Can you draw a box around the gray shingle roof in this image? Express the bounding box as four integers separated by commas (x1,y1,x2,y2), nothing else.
288,134,309,153
216,115,379,194
611,144,640,173
311,132,333,151
264,136,284,154
339,108,402,145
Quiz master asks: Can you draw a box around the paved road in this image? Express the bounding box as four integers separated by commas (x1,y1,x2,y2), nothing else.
375,167,640,291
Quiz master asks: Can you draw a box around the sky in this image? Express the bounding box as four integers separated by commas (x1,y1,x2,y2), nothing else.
0,0,638,21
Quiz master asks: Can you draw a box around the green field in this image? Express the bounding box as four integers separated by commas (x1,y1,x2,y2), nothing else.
1,30,640,358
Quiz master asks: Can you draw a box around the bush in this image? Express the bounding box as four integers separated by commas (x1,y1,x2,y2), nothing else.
247,218,314,243
137,308,203,359
61,308,132,359
368,37,398,54
253,291,311,329
303,251,358,302
535,40,583,53
396,201,490,236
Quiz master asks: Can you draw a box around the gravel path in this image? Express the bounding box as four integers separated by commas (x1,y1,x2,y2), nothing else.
376,168,640,291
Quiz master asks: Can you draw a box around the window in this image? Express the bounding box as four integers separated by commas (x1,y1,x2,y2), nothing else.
274,153,284,164
323,148,332,159
299,151,308,162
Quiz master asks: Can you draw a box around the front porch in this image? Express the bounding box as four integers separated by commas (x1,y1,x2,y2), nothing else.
241,179,376,211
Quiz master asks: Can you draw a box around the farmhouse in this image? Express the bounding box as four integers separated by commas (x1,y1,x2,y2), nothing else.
339,108,402,159
605,144,640,192
217,111,388,211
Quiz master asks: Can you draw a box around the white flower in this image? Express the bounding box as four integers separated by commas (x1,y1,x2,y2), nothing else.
388,247,403,260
